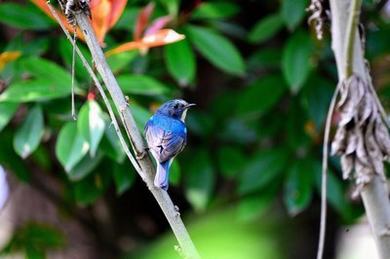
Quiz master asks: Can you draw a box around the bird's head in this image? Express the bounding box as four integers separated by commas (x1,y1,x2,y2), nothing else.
156,99,196,121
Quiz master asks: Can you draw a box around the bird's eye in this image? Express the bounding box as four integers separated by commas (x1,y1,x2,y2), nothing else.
173,103,179,109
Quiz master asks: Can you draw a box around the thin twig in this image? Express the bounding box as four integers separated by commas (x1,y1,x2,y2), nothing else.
316,85,340,259
71,25,77,120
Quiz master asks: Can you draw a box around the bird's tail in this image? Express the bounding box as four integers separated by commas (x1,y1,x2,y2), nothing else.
154,160,170,191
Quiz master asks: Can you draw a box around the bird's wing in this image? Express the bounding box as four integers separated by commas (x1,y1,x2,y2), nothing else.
145,124,186,163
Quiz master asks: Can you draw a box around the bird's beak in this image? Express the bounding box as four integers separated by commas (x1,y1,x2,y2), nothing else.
184,103,196,109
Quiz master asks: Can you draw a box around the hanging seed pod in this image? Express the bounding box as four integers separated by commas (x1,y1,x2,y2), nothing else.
331,75,390,194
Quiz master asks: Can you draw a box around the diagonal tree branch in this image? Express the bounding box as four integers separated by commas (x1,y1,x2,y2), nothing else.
75,12,200,259
48,2,200,258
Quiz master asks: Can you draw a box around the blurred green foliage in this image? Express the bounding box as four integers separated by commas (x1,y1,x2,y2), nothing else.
0,0,389,258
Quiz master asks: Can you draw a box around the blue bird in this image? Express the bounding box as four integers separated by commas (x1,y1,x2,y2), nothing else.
144,99,195,191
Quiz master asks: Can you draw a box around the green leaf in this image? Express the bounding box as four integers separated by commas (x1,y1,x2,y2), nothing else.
68,153,103,181
237,76,286,117
107,51,138,73
186,25,245,75
113,161,135,195
100,126,125,163
247,48,281,70
73,173,108,206
169,160,181,186
282,31,313,93
22,57,73,88
132,103,152,129
117,75,170,95
164,40,196,86
0,57,72,102
0,3,53,30
191,2,239,20
185,150,215,212
0,131,30,182
239,148,289,195
0,102,18,132
0,222,64,257
237,187,277,221
78,100,106,157
248,14,283,43
159,0,179,16
217,147,245,178
284,160,314,216
56,122,89,172
115,7,140,30
301,75,333,130
281,0,308,30
13,105,44,159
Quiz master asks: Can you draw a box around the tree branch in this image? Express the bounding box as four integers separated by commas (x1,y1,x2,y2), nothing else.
328,1,390,258
75,12,200,259
48,3,200,258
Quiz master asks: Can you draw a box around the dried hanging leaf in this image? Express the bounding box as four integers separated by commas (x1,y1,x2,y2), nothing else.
331,74,390,193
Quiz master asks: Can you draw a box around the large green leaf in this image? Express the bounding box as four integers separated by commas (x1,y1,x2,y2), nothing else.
281,0,308,30
282,31,313,93
0,102,18,132
164,40,196,86
56,122,89,172
78,100,106,157
0,57,72,102
185,150,215,212
0,3,53,30
284,160,314,216
186,25,245,75
248,14,284,44
237,76,286,117
191,2,239,20
117,74,170,95
239,148,289,195
13,105,44,159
